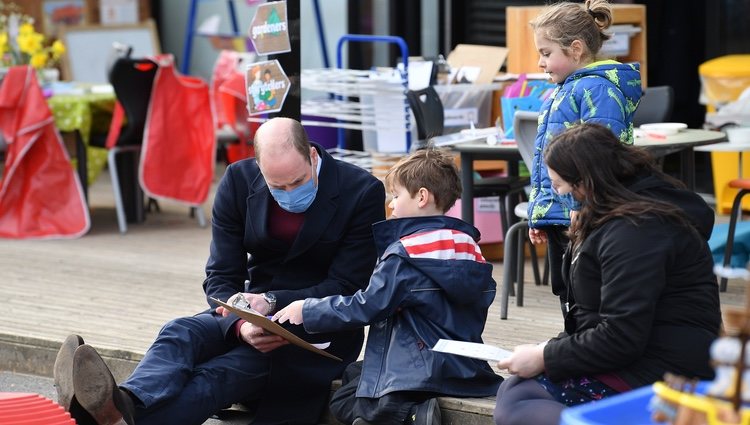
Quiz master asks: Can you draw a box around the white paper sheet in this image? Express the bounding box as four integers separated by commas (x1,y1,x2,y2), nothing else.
432,339,512,362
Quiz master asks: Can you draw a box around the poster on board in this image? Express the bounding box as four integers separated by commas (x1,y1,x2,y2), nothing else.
244,59,290,116
248,1,290,55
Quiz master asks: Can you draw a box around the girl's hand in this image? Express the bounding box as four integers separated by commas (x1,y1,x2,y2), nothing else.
273,300,305,325
529,228,548,245
497,344,545,378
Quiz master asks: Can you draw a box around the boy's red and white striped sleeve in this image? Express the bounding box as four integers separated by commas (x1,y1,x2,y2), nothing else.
400,229,486,263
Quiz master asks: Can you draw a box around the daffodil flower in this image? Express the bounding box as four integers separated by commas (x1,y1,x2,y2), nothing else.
30,51,46,69
51,40,65,59
0,33,7,55
17,31,44,55
0,9,66,70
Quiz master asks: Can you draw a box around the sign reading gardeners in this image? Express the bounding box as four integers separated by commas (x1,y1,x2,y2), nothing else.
244,59,290,115
248,1,291,55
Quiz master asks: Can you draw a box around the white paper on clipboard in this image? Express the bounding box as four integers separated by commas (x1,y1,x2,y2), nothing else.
432,339,512,362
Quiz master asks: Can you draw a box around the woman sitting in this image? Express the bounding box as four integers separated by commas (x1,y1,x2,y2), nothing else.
493,123,722,425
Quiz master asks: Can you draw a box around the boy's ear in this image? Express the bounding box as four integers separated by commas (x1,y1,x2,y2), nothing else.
416,187,431,208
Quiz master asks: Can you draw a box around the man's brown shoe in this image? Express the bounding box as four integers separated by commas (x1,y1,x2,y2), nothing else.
53,334,85,411
72,344,135,425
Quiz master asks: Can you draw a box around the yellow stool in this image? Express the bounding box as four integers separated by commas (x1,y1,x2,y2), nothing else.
699,55,750,214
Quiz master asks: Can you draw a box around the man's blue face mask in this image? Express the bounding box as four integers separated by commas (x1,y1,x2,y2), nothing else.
269,160,318,213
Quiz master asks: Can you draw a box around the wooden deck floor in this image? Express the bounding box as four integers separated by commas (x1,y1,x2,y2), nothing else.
0,165,746,379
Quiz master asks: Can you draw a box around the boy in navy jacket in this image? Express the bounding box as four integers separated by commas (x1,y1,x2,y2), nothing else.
274,148,502,425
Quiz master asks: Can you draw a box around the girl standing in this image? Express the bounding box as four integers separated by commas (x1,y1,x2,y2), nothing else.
525,0,642,311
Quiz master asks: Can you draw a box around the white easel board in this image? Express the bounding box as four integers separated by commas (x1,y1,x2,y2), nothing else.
59,19,161,83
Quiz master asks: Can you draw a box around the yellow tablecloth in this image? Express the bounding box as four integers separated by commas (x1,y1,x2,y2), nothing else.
47,92,116,186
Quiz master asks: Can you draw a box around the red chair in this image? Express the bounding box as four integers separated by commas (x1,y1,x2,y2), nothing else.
139,55,215,215
0,66,89,239
718,178,750,291
211,50,257,164
0,393,75,424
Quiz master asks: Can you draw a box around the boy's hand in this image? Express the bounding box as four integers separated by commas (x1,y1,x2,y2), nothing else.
273,300,305,325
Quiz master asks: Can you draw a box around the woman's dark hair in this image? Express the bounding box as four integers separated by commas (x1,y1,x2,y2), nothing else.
544,123,690,248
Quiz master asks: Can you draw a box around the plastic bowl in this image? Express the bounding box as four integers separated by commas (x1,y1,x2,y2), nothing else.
639,122,688,136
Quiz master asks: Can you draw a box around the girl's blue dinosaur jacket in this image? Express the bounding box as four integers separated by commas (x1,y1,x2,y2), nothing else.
528,61,643,227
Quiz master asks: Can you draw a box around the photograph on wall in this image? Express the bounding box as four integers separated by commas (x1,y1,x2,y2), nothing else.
244,59,290,116
42,0,87,37
99,0,139,25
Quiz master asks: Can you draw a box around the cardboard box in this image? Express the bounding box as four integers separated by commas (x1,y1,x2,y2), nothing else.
447,44,509,85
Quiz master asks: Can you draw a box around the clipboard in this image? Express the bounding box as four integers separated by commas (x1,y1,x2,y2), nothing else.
211,297,342,361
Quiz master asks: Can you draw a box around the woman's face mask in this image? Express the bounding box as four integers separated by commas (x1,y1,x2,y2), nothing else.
269,160,318,213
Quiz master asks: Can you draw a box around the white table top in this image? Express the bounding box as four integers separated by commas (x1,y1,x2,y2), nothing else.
633,128,726,149
694,141,750,152
450,128,726,153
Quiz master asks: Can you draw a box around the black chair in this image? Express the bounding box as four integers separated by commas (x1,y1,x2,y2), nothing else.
718,178,750,292
500,110,550,319
633,85,674,126
90,56,158,233
406,86,444,147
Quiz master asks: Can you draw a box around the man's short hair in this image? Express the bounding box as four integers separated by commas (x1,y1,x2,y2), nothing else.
385,148,461,213
255,118,312,165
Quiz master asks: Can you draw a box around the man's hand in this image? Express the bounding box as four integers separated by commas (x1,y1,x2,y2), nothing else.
496,343,545,378
528,228,547,245
273,300,305,325
238,321,288,353
217,292,272,316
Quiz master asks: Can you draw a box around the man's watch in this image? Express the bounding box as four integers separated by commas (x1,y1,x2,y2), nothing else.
262,292,277,314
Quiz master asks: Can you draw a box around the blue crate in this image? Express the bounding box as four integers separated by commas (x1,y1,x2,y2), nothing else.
560,385,657,425
561,382,713,425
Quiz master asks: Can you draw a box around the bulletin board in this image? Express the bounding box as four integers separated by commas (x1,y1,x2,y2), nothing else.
58,19,161,83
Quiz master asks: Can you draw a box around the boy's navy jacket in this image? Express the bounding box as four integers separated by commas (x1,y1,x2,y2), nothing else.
303,215,503,398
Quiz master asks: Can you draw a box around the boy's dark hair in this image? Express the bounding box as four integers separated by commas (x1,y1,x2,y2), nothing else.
384,148,461,213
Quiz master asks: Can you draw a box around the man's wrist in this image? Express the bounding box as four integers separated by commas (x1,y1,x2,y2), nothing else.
262,292,277,314
234,319,247,341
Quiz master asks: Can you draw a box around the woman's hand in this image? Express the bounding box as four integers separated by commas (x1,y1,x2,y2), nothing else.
497,343,546,378
273,300,305,325
528,228,548,245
